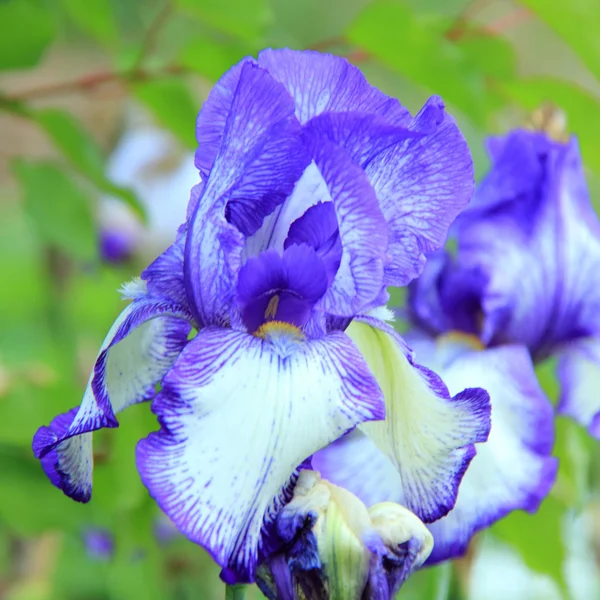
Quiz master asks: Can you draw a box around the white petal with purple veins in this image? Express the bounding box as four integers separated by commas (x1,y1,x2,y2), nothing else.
33,293,192,501
136,326,385,582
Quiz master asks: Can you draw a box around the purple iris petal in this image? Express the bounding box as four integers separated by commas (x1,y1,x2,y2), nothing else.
407,250,488,338
185,62,309,326
304,111,420,171
237,244,328,333
303,134,388,316
194,57,255,176
420,342,557,564
35,407,79,494
257,49,412,126
142,228,190,312
456,131,600,359
284,202,342,285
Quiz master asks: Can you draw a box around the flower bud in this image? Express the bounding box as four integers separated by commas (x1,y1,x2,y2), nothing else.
257,471,433,600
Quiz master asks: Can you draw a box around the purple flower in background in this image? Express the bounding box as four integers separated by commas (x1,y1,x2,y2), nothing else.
454,130,600,438
32,49,489,584
83,528,114,561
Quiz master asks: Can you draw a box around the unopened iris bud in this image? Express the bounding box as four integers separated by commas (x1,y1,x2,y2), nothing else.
257,471,433,600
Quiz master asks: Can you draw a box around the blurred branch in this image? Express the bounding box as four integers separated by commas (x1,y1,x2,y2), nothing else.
6,0,179,103
5,64,188,102
446,4,532,41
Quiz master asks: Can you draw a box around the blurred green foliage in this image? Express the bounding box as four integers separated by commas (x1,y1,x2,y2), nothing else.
1,0,600,598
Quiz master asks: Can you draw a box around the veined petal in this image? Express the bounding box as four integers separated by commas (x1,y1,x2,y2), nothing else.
421,341,557,563
194,57,255,176
307,137,388,316
347,319,491,522
304,111,420,174
457,132,600,358
32,294,192,502
557,337,600,438
185,63,308,326
364,96,474,287
257,49,411,126
136,326,385,582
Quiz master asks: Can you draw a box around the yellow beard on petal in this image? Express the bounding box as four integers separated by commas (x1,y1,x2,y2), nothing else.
254,321,305,359
254,320,305,342
438,330,485,352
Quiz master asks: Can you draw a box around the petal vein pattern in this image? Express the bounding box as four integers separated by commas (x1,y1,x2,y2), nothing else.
136,327,385,581
347,319,491,522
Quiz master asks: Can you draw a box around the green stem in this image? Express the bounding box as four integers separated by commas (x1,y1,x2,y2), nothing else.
225,584,247,600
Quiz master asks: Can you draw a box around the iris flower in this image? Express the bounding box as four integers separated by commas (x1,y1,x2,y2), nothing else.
455,129,600,438
33,49,490,582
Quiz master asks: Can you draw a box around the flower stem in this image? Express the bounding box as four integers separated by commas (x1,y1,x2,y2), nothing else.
225,584,247,600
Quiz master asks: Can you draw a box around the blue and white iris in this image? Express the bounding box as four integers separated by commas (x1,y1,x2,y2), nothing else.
33,49,491,584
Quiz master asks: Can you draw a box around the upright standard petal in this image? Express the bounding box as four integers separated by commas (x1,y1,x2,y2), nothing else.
306,137,388,316
457,132,600,358
347,319,491,523
32,291,192,501
421,340,557,563
257,49,411,126
194,57,255,176
557,338,600,438
284,202,342,285
136,326,385,582
185,63,308,326
363,96,474,287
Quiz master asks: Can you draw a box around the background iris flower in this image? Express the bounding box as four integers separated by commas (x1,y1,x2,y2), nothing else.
32,49,491,585
454,129,600,439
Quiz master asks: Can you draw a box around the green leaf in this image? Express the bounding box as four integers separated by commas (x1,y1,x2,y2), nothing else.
500,77,600,176
491,495,567,589
520,0,600,80
60,0,118,46
91,403,158,514
456,34,517,81
0,0,56,70
177,0,271,43
33,109,145,218
348,1,488,125
178,38,250,81
268,0,371,46
132,78,198,148
14,160,97,261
